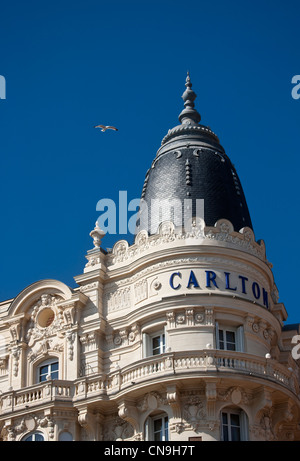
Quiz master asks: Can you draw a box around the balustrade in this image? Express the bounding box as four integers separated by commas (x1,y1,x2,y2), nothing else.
0,350,294,415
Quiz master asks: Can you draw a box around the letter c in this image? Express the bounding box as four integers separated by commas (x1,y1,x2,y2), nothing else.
170,272,182,290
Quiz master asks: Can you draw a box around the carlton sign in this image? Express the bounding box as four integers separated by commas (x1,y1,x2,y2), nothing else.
169,269,269,308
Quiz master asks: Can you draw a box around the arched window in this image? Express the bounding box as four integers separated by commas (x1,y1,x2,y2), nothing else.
220,407,248,441
38,358,59,383
22,432,44,441
145,412,169,441
59,431,73,441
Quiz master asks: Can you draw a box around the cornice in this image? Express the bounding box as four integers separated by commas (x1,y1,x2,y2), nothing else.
104,219,267,273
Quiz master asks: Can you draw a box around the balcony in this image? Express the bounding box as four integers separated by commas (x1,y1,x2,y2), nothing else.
113,349,294,392
0,350,296,415
0,380,74,414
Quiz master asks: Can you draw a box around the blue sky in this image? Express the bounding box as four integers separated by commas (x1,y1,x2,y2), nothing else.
0,0,299,323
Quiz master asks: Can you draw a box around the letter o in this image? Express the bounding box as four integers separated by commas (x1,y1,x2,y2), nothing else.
252,282,260,299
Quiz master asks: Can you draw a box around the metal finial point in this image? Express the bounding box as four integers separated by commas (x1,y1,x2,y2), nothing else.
178,72,201,125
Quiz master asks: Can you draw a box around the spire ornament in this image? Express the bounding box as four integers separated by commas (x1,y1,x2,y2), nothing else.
90,221,105,248
178,71,201,125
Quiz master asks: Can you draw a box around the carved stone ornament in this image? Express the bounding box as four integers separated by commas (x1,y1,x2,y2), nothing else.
26,294,64,347
89,221,105,248
218,386,252,405
152,280,161,290
183,395,206,432
66,331,76,361
104,416,134,441
195,313,205,323
105,287,131,313
137,391,167,412
135,230,148,248
106,218,267,267
113,335,122,346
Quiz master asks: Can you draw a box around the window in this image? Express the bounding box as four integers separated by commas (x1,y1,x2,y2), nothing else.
153,415,168,441
152,334,165,356
216,323,244,352
142,329,166,357
219,329,236,351
221,411,240,441
38,359,59,382
59,431,73,441
145,414,169,441
221,409,248,441
22,432,44,441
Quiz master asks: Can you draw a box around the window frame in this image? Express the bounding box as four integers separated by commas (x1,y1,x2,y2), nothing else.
216,323,244,352
220,408,248,441
145,413,169,441
22,431,44,441
37,358,59,383
151,333,165,356
142,327,166,358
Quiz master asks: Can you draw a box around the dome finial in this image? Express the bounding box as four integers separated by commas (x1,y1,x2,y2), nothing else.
178,71,201,125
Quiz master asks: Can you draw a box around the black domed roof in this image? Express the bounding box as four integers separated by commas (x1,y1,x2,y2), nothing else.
136,73,253,235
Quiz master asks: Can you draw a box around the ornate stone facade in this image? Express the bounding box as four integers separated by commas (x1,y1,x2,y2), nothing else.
0,75,299,441
0,217,299,441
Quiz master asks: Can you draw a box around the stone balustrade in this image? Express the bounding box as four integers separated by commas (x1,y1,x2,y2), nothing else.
0,351,295,415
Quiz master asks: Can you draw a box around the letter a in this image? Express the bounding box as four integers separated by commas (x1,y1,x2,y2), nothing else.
187,270,200,288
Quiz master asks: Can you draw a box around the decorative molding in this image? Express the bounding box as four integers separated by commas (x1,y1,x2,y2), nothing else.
137,391,167,412
134,279,148,304
105,287,131,313
66,331,76,361
104,414,134,441
106,219,266,267
218,386,252,405
182,394,206,433
245,315,275,345
80,282,99,293
26,294,64,347
166,307,213,329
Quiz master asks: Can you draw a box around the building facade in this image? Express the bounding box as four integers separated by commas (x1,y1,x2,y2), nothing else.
0,75,299,441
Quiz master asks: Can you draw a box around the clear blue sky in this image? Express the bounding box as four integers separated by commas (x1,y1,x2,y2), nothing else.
0,0,299,323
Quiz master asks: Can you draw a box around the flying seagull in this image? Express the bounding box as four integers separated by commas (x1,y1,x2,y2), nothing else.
94,124,118,132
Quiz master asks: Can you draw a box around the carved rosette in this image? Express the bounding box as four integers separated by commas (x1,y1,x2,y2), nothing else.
166,307,213,328
245,315,275,345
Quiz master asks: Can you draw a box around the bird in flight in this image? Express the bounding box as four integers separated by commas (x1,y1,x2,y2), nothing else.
94,124,118,132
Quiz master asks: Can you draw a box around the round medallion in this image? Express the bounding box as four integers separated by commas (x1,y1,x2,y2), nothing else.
147,395,157,410
25,416,36,431
37,308,55,328
231,389,242,405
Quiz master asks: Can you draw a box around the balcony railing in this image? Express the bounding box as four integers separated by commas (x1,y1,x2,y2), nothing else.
0,380,74,414
116,350,293,390
0,350,295,415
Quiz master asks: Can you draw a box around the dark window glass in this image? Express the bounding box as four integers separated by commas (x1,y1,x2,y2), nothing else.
39,361,59,382
221,412,241,441
226,331,236,351
23,432,44,441
219,330,224,349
